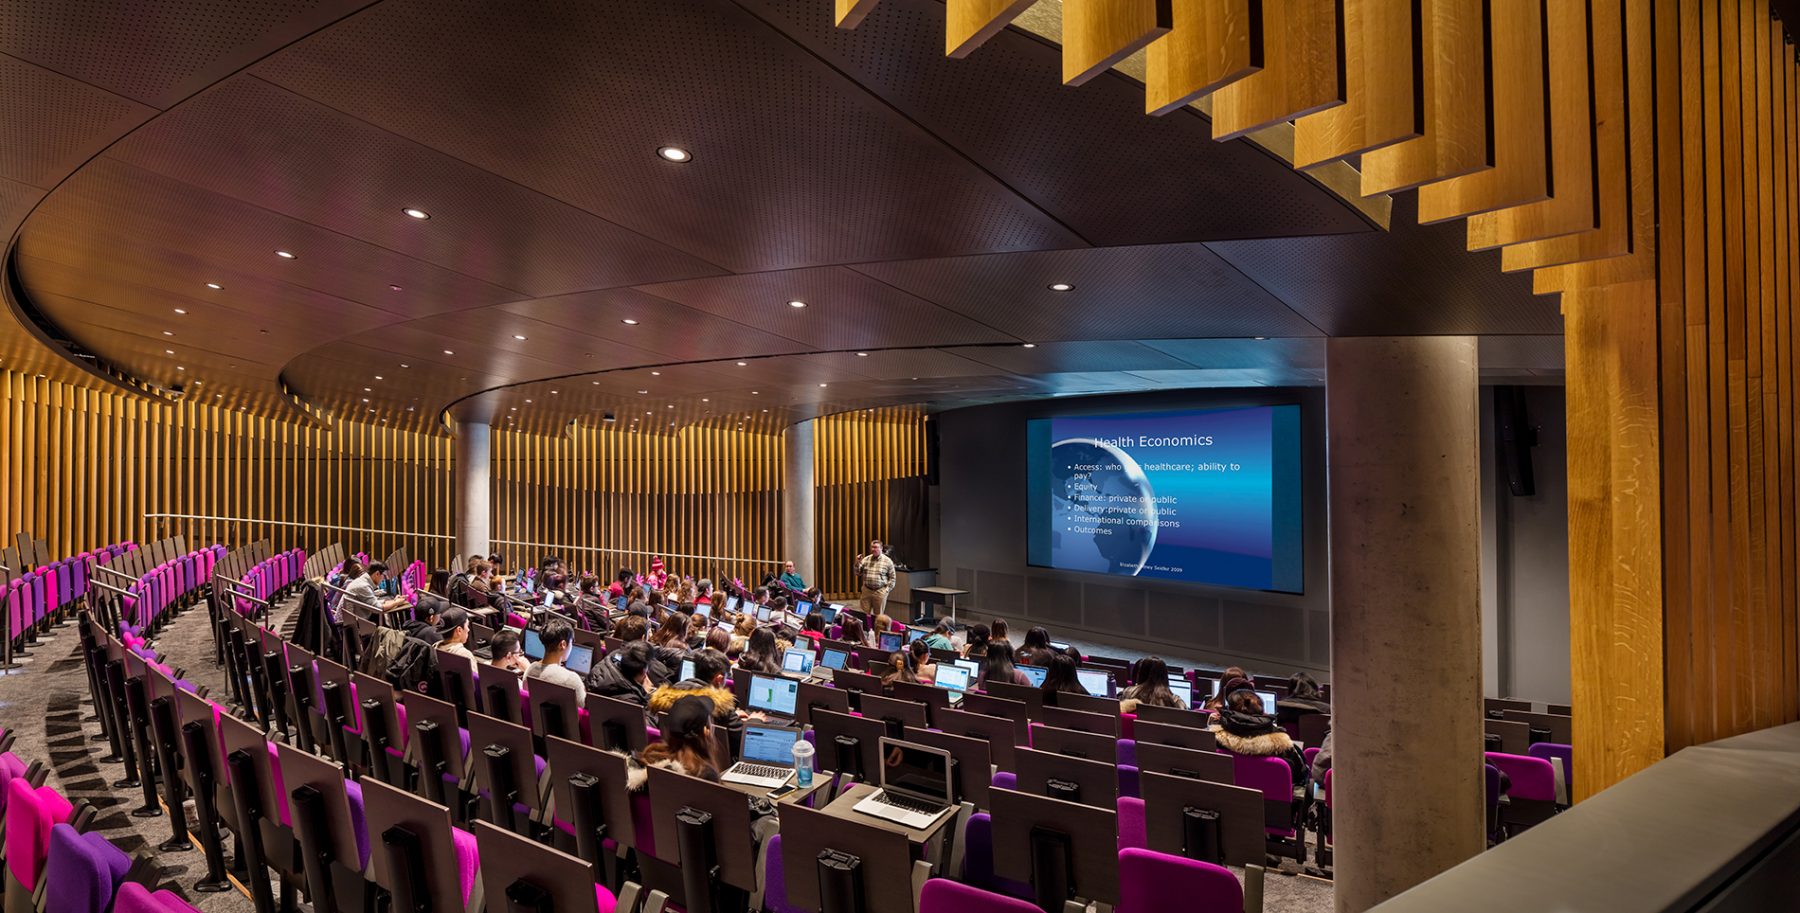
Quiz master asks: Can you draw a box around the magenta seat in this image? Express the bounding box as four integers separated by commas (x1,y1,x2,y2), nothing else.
1485,751,1555,802
1117,848,1242,913
1117,796,1147,852
111,883,204,913
920,879,1041,913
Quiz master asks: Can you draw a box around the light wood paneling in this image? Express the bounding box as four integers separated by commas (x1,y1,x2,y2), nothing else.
1358,0,1490,193
1063,0,1173,86
813,409,928,598
835,0,881,29
1291,0,1415,168
1145,0,1262,116
1210,0,1343,139
947,0,1038,58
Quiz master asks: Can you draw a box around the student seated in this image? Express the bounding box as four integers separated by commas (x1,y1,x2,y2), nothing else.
737,628,784,675
839,615,867,648
797,612,827,645
346,560,409,619
649,649,745,734
961,623,991,658
1040,653,1089,696
487,629,531,678
1276,672,1331,729
1119,656,1186,712
416,569,453,618
1210,686,1307,784
403,599,445,646
920,621,955,652
649,612,693,669
436,607,475,664
880,650,917,686
636,695,721,782
1017,626,1057,667
1203,666,1250,713
587,640,655,709
525,620,587,707
980,639,1030,687
905,639,937,684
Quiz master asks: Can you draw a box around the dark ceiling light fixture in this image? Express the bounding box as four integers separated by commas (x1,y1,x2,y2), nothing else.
657,146,692,163
402,207,431,220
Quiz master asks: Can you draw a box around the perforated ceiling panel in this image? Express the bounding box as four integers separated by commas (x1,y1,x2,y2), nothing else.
635,267,1015,349
0,0,372,107
0,56,154,190
254,0,1082,272
107,77,727,297
850,243,1322,341
746,0,1374,245
1205,197,1560,336
0,177,43,238
495,288,809,364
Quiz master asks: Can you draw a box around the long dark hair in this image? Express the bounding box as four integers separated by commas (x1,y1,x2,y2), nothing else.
882,650,917,686
982,639,1021,685
840,615,866,646
1040,653,1087,695
740,627,782,673
652,612,689,647
640,696,717,777
1129,657,1183,708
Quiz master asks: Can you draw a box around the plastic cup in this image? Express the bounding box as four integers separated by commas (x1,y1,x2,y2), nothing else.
792,739,815,786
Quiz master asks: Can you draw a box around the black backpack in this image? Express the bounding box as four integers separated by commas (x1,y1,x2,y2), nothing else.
384,636,441,696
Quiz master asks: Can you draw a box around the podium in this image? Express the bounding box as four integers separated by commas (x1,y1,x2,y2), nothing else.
890,569,933,614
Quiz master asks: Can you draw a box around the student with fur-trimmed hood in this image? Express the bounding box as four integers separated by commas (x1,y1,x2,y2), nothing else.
633,693,722,783
647,648,749,738
1210,685,1308,785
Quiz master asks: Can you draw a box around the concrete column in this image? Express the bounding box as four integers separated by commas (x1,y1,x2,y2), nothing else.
1327,337,1485,913
454,421,492,562
782,420,816,585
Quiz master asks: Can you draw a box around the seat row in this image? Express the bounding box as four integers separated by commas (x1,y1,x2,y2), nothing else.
4,540,135,665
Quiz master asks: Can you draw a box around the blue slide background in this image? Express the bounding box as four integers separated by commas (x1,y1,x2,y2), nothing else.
1026,404,1303,593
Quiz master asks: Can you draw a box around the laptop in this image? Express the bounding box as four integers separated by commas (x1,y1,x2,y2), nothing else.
723,595,742,616
795,599,814,617
678,658,696,682
878,631,902,653
1075,667,1113,697
905,628,928,644
523,628,546,662
1167,676,1194,708
565,643,595,677
756,604,773,623
819,604,840,625
1018,664,1048,687
694,603,712,620
933,664,971,702
720,724,802,789
852,738,956,829
747,673,800,718
952,659,980,681
820,647,851,671
781,647,815,676
1255,690,1279,715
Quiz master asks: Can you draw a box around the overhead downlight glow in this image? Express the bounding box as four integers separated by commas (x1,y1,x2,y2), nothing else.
274,250,296,259
443,349,454,355
1022,343,1036,348
513,334,527,340
205,282,222,290
173,308,187,315
1048,283,1073,292
402,207,431,220
855,352,868,357
736,361,748,367
621,318,639,325
657,146,692,163
787,300,807,309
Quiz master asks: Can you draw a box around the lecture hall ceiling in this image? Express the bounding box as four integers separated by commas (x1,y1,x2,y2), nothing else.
0,0,1561,434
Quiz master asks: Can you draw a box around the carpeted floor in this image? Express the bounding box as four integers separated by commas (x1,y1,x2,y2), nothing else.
0,596,1337,913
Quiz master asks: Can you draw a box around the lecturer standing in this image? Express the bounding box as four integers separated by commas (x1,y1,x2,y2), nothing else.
855,539,897,618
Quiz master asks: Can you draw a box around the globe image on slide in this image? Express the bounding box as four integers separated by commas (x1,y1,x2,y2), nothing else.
1049,438,1158,575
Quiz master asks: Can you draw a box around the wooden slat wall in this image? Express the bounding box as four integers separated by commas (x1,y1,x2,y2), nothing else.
0,368,454,567
813,408,929,598
487,411,926,598
829,0,1800,797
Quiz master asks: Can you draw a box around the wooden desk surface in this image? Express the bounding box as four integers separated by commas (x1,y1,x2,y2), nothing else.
718,773,830,807
818,781,955,845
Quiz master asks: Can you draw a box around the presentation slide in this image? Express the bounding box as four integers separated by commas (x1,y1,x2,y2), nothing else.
1026,404,1303,593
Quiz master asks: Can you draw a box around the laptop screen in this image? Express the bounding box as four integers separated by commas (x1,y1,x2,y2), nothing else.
523,628,545,661
724,595,741,616
565,644,594,676
795,600,814,617
878,632,902,653
748,674,799,716
1049,641,1070,652
935,665,971,692
1167,677,1193,708
740,725,799,765
693,603,711,619
782,648,814,675
1255,690,1279,715
819,604,839,625
906,628,928,644
678,659,696,682
756,604,772,622
880,739,951,806
952,659,980,681
1018,664,1048,687
1076,667,1112,697
821,648,849,670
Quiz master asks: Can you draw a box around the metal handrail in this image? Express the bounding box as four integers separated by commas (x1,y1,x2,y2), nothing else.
93,564,139,582
88,578,136,598
144,512,452,540
229,590,270,609
323,581,389,616
488,537,779,566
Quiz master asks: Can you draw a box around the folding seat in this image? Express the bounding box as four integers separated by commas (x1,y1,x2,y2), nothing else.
1115,738,1139,798
1116,795,1147,852
112,882,205,913
70,554,89,606
1486,751,1558,836
1528,742,1574,806
959,812,1034,900
920,878,1041,913
42,823,131,913
1116,847,1242,913
1231,753,1307,863
4,780,76,909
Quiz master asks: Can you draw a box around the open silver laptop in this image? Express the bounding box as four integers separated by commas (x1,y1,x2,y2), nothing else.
852,738,956,829
720,724,802,789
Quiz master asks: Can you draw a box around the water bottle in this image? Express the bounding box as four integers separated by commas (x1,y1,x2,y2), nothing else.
792,739,816,787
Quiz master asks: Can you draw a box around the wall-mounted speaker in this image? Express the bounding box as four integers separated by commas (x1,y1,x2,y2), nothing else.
1494,386,1539,497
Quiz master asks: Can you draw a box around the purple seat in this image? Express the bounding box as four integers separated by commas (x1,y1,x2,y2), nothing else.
960,813,1035,900
762,834,804,913
1117,848,1242,913
43,824,131,913
1117,796,1147,852
920,879,1042,913
451,826,480,906
111,883,204,913
1485,752,1554,802
991,770,1017,792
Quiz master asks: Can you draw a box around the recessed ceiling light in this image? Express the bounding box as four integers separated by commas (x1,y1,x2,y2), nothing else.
621,318,639,325
787,300,808,309
650,371,661,376
389,284,403,292
205,282,222,290
638,389,649,394
165,349,174,355
374,375,383,380
176,366,185,372
163,330,174,336
657,146,692,163
592,381,601,385
1254,336,1269,340
645,410,653,415
550,390,558,395
736,361,748,367
1048,282,1073,292
274,250,296,259
525,399,532,404
513,334,527,341
667,405,674,409
856,352,868,357
752,390,759,394
361,397,369,403
402,207,431,220
400,363,410,368
702,398,709,402
762,408,769,413
818,383,828,388
443,349,454,355
363,387,372,392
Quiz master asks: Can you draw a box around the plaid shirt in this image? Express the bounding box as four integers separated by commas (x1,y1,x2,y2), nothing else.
857,553,896,592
